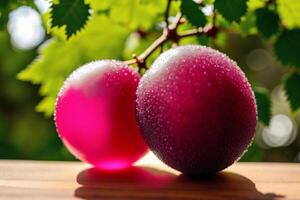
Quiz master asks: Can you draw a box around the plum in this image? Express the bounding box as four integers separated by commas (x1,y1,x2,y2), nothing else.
55,60,148,170
136,45,257,175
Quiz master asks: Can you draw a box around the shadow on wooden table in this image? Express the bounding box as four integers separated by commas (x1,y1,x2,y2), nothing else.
74,166,283,200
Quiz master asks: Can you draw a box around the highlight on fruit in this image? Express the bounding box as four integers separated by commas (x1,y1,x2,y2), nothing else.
55,60,148,170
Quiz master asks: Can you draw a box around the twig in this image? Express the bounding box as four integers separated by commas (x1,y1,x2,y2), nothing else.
178,24,213,38
169,12,182,30
124,33,168,66
125,1,219,70
164,0,172,27
212,9,217,27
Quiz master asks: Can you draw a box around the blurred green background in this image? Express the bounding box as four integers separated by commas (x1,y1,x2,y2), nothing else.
0,0,300,162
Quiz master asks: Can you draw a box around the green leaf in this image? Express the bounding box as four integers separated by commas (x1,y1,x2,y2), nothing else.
108,0,165,31
277,0,300,28
239,11,257,36
197,35,209,45
255,8,279,38
18,16,129,116
284,72,300,112
239,142,264,161
19,0,168,116
180,0,207,27
203,0,214,4
50,0,91,38
247,0,264,10
214,31,227,48
274,29,300,68
254,87,271,125
140,0,162,4
214,0,248,22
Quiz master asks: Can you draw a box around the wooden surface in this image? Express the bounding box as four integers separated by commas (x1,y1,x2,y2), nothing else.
0,152,299,200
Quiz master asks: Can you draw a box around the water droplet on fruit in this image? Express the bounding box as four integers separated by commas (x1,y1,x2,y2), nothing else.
55,60,148,170
136,45,257,175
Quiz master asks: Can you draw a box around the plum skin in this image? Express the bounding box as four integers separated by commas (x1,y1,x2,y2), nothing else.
136,45,257,175
55,60,148,170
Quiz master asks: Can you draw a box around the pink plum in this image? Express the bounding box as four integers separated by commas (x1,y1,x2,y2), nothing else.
55,60,148,170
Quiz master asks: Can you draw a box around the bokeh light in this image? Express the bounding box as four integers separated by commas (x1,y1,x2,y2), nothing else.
246,49,273,71
260,114,297,148
7,6,45,50
34,0,51,13
202,5,214,16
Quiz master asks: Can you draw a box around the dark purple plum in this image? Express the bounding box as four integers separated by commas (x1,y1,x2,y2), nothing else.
136,45,257,175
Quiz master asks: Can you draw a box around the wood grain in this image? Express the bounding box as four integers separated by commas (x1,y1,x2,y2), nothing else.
0,153,299,200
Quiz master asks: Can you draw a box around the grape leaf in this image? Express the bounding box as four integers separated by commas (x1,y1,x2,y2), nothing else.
274,29,300,68
180,0,207,27
254,87,271,125
240,142,265,161
108,0,165,30
203,0,214,4
255,8,279,38
85,0,111,11
239,11,257,36
284,72,300,112
140,0,162,4
277,0,300,28
197,35,209,45
247,0,264,10
50,0,91,38
0,1,10,29
19,0,167,116
214,0,248,22
18,16,129,116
